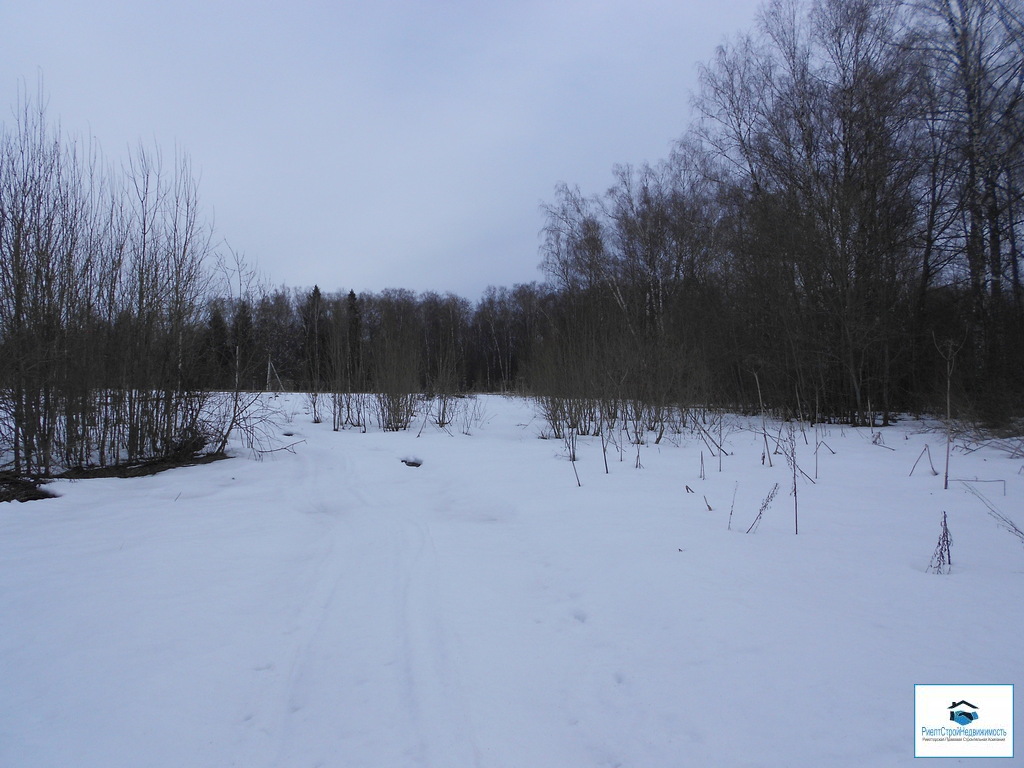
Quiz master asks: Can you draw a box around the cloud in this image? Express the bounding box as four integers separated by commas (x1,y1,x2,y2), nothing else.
0,0,762,298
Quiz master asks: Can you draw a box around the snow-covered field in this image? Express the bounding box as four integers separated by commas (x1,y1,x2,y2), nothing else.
2,395,1021,767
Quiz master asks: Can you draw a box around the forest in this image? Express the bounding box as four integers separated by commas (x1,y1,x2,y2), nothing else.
1,0,1022,478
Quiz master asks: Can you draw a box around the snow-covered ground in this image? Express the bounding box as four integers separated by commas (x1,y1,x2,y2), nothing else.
2,395,1021,767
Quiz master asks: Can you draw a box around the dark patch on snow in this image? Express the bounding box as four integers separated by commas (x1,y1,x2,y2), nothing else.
57,452,230,481
0,475,58,503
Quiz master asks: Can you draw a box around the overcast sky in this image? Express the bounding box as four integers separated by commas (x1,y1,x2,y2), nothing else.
2,0,762,299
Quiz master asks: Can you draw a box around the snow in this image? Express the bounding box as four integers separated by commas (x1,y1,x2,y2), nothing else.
1,395,1021,767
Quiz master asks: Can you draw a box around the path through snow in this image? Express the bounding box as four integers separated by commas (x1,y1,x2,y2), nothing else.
2,395,1022,767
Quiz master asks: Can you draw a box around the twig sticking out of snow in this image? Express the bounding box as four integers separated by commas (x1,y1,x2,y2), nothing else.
871,432,896,451
950,477,1006,496
909,444,939,476
927,511,953,574
727,482,738,531
258,440,306,456
745,483,779,534
961,482,1023,547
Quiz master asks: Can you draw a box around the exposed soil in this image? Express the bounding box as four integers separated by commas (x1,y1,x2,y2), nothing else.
1,453,229,503
57,452,229,480
0,476,58,503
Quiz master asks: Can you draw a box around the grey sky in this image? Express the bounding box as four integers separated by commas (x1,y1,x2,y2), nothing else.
2,0,762,299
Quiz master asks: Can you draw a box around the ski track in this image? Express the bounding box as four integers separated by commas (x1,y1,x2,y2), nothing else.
11,399,1020,767
246,434,483,768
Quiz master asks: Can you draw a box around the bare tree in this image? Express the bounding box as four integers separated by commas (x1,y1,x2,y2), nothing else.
0,89,221,476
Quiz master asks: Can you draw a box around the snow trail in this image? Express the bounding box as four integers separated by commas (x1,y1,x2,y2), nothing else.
249,433,483,768
3,397,1024,767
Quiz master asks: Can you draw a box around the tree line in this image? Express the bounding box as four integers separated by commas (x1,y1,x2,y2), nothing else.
178,0,1024,434
538,0,1024,427
2,0,1022,478
197,283,546,425
0,93,215,476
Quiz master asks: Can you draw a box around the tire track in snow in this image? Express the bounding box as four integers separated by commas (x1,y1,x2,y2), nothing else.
394,518,485,768
251,434,484,767
237,433,361,765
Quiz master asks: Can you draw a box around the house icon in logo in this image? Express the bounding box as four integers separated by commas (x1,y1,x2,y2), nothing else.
949,700,979,726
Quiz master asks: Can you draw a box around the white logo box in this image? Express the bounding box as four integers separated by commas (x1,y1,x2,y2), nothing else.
915,684,1014,758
